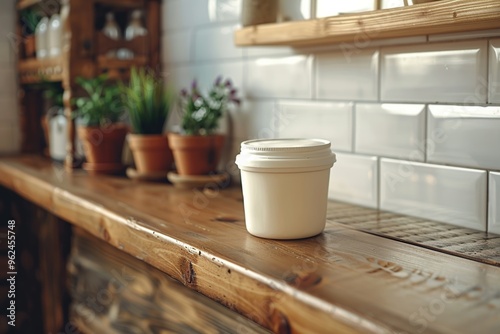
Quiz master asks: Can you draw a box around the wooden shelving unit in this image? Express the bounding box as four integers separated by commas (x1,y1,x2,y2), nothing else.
234,0,500,47
15,0,161,168
18,57,64,84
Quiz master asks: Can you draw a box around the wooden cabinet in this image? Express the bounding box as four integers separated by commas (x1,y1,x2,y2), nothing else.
15,0,161,168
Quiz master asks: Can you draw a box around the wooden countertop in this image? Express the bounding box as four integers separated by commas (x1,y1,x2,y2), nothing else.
1,155,500,333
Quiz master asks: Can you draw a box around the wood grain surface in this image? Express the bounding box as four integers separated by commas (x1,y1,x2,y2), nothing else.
69,227,270,333
1,156,500,333
235,0,500,46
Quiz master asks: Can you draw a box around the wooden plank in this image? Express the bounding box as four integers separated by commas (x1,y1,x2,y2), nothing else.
1,156,500,333
94,0,146,8
234,0,500,46
38,210,72,334
16,0,42,10
18,57,64,84
0,187,61,333
68,227,270,333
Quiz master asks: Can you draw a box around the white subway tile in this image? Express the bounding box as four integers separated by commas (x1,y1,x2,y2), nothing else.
194,25,243,61
381,40,488,103
355,103,425,160
430,29,500,43
238,100,277,139
245,46,297,58
316,0,375,17
246,55,312,98
0,32,15,63
163,64,193,92
0,67,17,96
329,153,378,208
161,30,192,64
380,0,406,9
380,159,487,231
316,49,378,101
489,39,500,103
208,0,241,22
0,97,17,120
428,105,500,170
162,0,210,31
489,172,500,235
279,0,311,21
193,60,244,94
0,121,19,154
276,100,352,151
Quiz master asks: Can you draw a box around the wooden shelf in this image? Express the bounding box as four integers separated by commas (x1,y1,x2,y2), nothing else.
18,57,64,84
94,0,146,8
234,0,500,47
17,0,42,10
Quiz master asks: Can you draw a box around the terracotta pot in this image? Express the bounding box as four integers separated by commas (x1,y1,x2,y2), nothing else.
168,133,225,176
24,35,36,58
128,134,173,173
77,123,128,174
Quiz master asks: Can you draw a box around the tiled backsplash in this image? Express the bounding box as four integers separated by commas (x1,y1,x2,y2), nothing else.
162,0,500,233
0,0,19,154
1,1,496,232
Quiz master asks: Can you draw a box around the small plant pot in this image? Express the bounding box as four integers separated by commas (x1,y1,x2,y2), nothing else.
77,123,128,175
128,134,173,174
168,133,225,176
24,35,36,58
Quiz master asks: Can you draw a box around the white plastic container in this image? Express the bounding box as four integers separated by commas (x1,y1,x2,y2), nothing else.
235,139,336,239
35,17,49,59
48,14,62,57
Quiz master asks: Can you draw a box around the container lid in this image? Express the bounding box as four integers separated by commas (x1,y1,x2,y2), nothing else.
235,138,336,170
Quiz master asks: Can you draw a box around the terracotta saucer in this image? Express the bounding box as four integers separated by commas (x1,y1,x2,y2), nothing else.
167,171,230,189
82,162,124,175
126,168,168,182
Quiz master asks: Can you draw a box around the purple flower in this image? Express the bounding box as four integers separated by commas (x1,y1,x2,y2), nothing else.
180,88,188,97
224,79,232,87
214,76,222,86
191,79,198,90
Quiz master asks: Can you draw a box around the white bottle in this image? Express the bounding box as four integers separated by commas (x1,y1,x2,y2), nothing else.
48,14,62,57
103,12,121,40
35,17,49,59
125,10,147,40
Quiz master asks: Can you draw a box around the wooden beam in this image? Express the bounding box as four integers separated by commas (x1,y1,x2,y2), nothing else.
235,0,500,46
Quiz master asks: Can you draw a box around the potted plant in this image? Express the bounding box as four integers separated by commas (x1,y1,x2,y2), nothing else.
74,75,128,175
20,8,41,58
121,67,174,177
168,77,240,176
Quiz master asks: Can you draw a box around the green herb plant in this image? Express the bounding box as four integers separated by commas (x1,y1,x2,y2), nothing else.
73,75,124,127
121,67,173,135
179,77,241,136
20,8,41,36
